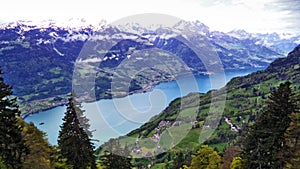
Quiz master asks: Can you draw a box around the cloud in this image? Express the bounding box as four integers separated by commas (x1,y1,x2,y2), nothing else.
0,0,298,34
190,0,299,34
265,0,300,34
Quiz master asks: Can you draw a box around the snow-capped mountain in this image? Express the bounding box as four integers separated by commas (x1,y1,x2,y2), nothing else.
0,19,299,112
228,29,300,55
172,20,210,36
2,19,299,73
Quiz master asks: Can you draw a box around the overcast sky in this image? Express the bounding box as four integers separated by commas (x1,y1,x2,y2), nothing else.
1,0,299,34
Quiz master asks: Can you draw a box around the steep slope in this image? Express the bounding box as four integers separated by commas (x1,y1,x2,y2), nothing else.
100,45,300,161
0,20,297,115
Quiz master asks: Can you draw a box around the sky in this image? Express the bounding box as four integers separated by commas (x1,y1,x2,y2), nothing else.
1,0,300,34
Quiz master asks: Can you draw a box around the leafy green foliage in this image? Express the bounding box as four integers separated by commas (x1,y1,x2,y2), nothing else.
18,120,52,169
220,146,240,169
0,157,8,169
98,45,300,168
0,68,101,169
188,145,221,169
0,69,28,169
50,146,74,169
230,157,243,169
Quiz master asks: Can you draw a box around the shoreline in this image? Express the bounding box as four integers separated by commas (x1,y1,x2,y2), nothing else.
21,77,169,119
21,71,194,118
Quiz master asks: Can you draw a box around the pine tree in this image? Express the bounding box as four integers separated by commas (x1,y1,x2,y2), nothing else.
0,157,8,169
0,69,27,169
241,81,296,169
284,111,300,169
71,91,93,137
169,151,192,169
58,96,96,169
50,146,73,169
101,139,132,169
172,152,185,169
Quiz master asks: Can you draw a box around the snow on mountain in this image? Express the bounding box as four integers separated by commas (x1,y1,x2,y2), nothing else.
3,18,300,113
1,19,298,51
294,38,300,44
227,29,253,39
226,29,300,55
0,19,107,31
113,22,162,35
1,18,299,68
172,20,210,36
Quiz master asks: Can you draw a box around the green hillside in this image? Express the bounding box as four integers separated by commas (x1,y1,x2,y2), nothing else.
96,45,300,167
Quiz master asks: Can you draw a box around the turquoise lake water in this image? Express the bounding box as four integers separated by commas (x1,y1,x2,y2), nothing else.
25,69,261,146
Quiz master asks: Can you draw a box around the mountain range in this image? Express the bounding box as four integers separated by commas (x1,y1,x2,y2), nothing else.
0,20,299,115
96,44,300,167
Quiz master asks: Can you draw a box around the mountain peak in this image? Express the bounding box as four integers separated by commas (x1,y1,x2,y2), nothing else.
0,19,107,31
227,29,253,39
172,20,210,35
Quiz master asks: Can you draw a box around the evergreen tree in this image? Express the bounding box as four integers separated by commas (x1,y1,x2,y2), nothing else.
58,96,96,169
283,111,300,169
101,139,132,169
172,152,185,169
0,69,27,169
170,151,192,169
0,157,8,169
241,81,296,169
71,91,93,137
50,146,73,169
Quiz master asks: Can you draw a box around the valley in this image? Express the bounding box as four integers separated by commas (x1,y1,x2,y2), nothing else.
25,68,259,146
96,44,300,167
0,18,300,169
1,20,299,116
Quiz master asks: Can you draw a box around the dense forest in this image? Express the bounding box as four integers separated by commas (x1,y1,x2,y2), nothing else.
1,45,300,168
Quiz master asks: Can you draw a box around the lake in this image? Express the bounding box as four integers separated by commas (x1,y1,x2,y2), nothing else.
25,68,262,146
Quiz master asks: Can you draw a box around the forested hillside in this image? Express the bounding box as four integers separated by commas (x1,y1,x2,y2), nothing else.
96,45,300,168
1,21,296,116
0,38,299,168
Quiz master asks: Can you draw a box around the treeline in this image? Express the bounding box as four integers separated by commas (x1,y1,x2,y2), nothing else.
0,68,135,169
1,64,299,169
95,81,300,169
172,81,299,169
239,81,299,168
0,68,97,169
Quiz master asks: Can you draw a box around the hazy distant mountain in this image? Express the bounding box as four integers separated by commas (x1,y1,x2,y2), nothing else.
0,20,298,114
227,29,300,55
